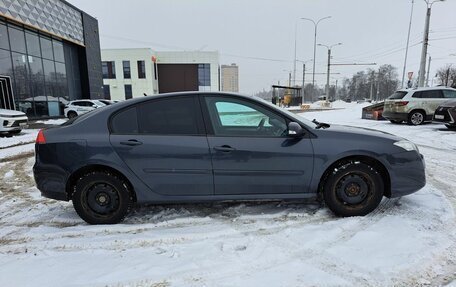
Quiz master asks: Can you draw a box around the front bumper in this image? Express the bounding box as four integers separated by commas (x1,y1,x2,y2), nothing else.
0,117,28,132
433,106,455,125
388,151,426,198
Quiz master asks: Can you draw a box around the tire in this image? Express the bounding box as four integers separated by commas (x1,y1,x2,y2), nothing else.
8,129,22,135
446,124,456,130
407,111,425,125
67,111,78,119
389,120,402,124
72,171,133,224
323,162,384,217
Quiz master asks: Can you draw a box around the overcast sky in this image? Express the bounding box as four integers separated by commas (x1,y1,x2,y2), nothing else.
68,0,456,94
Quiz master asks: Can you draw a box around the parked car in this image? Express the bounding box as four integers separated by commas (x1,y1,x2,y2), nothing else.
383,87,456,125
34,92,426,224
0,108,28,135
433,100,456,130
64,100,107,119
99,99,118,106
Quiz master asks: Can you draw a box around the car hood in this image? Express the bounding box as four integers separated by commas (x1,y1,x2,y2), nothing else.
317,124,402,141
0,109,26,116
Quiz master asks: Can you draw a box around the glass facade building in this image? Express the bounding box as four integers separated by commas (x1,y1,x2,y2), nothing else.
0,0,102,119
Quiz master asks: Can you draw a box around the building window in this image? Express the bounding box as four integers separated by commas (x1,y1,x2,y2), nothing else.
8,25,26,54
198,64,211,90
124,84,132,100
123,61,131,79
103,85,111,99
40,36,54,60
102,61,116,79
137,60,146,79
0,23,9,50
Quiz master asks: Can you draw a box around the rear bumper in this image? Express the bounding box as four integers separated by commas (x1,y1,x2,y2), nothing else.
33,160,70,201
388,151,426,198
383,111,409,122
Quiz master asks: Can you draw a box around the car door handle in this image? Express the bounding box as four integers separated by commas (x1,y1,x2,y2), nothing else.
213,145,236,152
120,139,143,146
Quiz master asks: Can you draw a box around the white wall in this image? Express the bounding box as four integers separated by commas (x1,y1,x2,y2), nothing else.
101,48,158,101
101,49,220,100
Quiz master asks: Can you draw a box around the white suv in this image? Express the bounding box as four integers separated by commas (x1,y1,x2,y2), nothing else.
64,100,107,119
383,87,456,125
0,108,28,135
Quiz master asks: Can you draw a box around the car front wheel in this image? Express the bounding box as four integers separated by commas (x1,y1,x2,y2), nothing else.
323,161,384,217
67,111,78,119
72,171,133,224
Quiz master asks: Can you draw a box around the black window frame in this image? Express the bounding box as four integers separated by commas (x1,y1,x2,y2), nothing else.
413,90,443,99
122,60,131,79
124,84,132,100
137,60,146,79
109,95,206,136
102,61,116,79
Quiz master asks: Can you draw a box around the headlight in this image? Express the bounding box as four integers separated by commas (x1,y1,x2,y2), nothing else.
394,140,419,152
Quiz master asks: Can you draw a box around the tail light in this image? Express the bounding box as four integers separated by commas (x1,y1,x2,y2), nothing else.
394,101,409,106
36,129,46,144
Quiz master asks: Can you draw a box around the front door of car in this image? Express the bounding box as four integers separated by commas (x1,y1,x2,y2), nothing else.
109,96,213,196
201,95,314,195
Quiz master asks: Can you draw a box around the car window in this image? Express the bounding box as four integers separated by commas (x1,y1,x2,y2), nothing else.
111,106,138,134
415,90,443,99
72,102,83,106
443,90,456,98
138,97,201,135
388,91,407,99
204,97,288,137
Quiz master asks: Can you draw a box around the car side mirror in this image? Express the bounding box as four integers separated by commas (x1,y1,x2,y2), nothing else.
288,122,304,137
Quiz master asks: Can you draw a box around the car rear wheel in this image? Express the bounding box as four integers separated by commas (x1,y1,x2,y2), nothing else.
67,111,77,119
445,124,456,130
408,111,425,125
8,130,21,135
72,171,132,224
323,162,384,217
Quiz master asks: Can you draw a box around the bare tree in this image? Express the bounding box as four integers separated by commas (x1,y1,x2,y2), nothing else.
436,65,456,88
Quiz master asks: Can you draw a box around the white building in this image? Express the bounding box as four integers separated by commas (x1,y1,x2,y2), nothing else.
101,49,220,101
221,63,239,92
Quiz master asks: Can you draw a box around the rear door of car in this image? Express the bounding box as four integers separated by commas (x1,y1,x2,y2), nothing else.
201,94,314,195
109,95,214,196
413,90,445,117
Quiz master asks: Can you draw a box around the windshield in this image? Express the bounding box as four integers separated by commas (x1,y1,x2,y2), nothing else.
254,96,318,128
388,91,407,100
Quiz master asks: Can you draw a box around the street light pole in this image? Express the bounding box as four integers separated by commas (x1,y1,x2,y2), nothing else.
318,43,342,100
401,0,415,88
418,0,445,87
301,16,331,90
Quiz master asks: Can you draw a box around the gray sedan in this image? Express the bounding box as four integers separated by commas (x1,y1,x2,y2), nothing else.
33,92,426,224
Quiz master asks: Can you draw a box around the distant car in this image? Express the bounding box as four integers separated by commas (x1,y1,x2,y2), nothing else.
34,92,426,224
99,100,118,106
64,100,107,119
0,108,28,135
433,100,456,130
383,87,456,125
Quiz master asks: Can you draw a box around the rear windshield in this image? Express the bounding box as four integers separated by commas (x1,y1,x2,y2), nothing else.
388,91,407,100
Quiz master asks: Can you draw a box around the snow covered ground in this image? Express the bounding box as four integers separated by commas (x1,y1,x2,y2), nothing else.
0,105,455,286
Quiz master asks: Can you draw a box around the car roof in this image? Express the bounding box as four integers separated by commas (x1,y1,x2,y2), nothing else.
110,91,255,109
397,86,456,93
